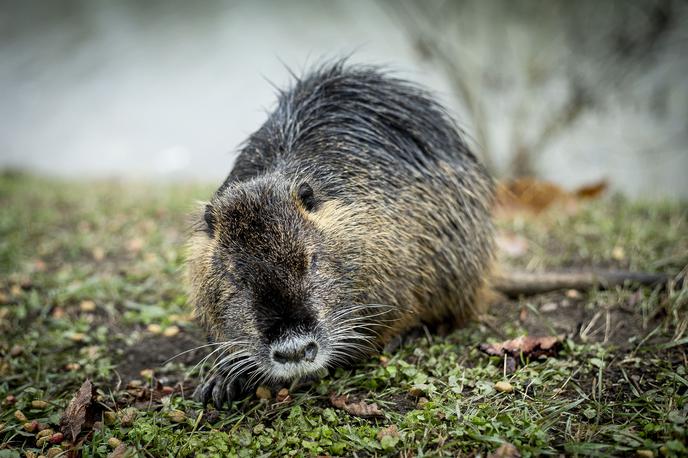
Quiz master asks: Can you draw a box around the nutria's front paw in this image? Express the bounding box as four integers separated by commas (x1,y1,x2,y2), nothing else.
193,372,247,409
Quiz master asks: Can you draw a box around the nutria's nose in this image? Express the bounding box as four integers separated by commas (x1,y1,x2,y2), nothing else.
272,340,318,364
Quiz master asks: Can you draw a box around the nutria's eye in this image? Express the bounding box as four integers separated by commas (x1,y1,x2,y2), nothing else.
297,182,318,212
204,204,215,236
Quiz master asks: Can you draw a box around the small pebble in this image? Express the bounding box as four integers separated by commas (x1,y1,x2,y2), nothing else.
409,386,424,397
417,397,429,407
79,300,96,312
14,410,27,422
168,409,187,423
31,400,49,409
24,452,36,458
540,302,558,312
69,333,87,342
23,420,39,432
49,432,64,444
611,246,626,261
147,324,162,334
276,388,290,403
494,381,514,393
92,246,106,261
139,369,154,380
162,325,180,337
161,386,175,395
65,362,81,371
636,450,654,458
36,428,54,439
127,379,143,388
103,411,117,425
9,344,23,357
107,437,122,448
565,289,581,299
255,386,271,400
46,447,62,458
4,395,16,406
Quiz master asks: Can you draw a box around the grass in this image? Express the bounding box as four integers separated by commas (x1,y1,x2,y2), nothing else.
0,172,686,457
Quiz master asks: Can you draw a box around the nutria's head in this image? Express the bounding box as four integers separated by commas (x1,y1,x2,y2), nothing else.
186,173,383,387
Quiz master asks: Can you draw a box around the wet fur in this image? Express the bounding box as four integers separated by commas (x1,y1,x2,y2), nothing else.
186,62,495,407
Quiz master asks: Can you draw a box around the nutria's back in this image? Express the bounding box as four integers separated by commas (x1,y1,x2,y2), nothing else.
186,62,495,407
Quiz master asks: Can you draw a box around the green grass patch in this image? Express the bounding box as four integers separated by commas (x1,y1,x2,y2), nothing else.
0,172,686,457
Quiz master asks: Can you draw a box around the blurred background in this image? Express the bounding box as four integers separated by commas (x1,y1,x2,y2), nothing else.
1,0,687,199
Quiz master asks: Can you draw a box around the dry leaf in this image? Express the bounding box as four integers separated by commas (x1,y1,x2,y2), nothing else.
329,393,383,418
488,443,521,458
276,388,291,403
479,335,564,360
496,178,569,214
60,379,98,442
496,177,607,217
574,180,608,200
107,443,131,458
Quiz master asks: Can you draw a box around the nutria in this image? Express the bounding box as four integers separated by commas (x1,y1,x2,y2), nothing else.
186,62,666,407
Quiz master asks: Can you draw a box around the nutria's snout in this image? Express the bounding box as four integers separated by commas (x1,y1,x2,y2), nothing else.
272,339,318,363
268,334,328,380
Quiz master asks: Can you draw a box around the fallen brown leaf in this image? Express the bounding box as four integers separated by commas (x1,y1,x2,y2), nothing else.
329,393,384,418
60,379,99,442
495,177,607,218
479,335,564,360
276,388,291,403
107,443,131,458
574,180,608,200
496,178,570,214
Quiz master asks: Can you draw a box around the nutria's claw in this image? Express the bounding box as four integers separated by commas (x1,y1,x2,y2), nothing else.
193,373,245,409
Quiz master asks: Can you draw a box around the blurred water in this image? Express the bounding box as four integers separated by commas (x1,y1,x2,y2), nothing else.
1,1,686,199
0,1,451,182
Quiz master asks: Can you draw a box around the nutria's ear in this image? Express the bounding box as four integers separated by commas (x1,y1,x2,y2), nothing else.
204,204,216,236
297,182,318,212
